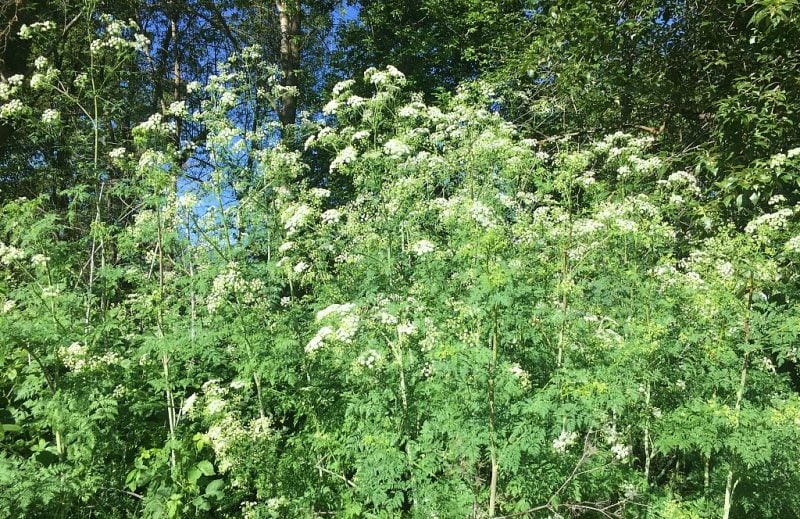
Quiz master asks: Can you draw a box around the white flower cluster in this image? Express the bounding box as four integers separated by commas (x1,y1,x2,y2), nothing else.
207,263,265,313
167,100,188,117
310,187,331,199
6,75,23,86
383,138,411,158
30,254,49,268
2,300,17,314
330,146,358,172
364,65,406,87
552,430,578,453
29,66,58,91
716,261,734,279
305,326,334,354
397,322,417,336
332,79,355,96
351,129,370,142
611,443,630,460
133,113,175,136
322,99,340,115
0,83,16,102
185,81,202,94
411,239,435,256
346,94,365,107
109,147,127,160
306,303,360,353
321,209,342,224
0,242,25,265
628,155,662,174
786,235,800,253
282,203,313,234
17,21,56,40
573,218,605,236
336,314,359,343
745,208,794,235
59,342,122,373
658,170,701,195
205,411,273,475
316,302,356,321
0,99,27,120
468,200,496,229
508,363,530,387
41,109,60,125
137,149,170,171
357,349,381,369
90,18,149,54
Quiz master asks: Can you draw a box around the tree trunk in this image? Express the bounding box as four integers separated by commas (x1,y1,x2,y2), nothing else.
276,0,301,127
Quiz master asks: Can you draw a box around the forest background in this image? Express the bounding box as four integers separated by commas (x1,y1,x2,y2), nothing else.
1,0,800,517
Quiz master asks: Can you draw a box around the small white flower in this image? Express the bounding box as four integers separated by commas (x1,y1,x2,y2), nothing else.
304,134,316,150
397,322,417,335
30,254,49,267
1,299,16,314
206,397,226,414
322,99,340,115
186,81,201,94
411,239,435,255
219,91,237,108
167,100,187,117
330,146,357,171
785,235,800,253
716,261,734,278
509,363,530,387
41,109,60,125
310,187,330,198
109,147,127,160
6,74,24,86
552,430,578,453
335,314,360,343
181,393,197,415
283,204,313,234
351,129,370,141
332,79,355,96
768,194,786,206
316,303,355,321
305,326,334,353
321,209,341,224
346,95,365,107
0,99,26,119
357,349,381,369
611,443,630,460
279,241,294,253
34,56,48,70
384,139,411,157
293,261,309,274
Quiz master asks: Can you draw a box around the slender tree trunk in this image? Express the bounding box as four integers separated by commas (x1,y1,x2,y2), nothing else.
276,0,301,127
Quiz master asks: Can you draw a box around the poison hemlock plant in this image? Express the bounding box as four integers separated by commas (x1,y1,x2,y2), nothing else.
2,18,800,517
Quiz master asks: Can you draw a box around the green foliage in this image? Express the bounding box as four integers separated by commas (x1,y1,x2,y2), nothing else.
2,2,800,518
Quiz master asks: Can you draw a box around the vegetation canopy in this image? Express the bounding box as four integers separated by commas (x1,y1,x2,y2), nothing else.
1,1,799,517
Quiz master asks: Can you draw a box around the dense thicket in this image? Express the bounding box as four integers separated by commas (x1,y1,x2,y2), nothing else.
1,1,799,518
